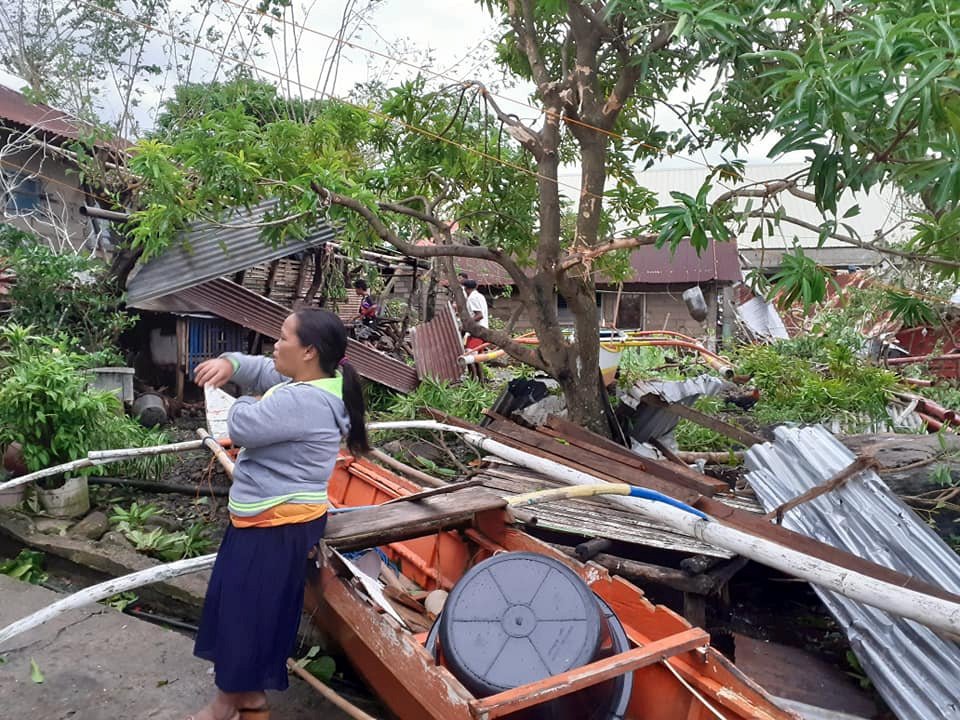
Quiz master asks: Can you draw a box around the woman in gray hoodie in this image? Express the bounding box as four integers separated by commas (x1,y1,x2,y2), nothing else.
187,308,368,720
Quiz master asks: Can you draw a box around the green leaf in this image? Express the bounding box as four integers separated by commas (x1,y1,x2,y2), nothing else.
30,658,44,684
305,655,336,683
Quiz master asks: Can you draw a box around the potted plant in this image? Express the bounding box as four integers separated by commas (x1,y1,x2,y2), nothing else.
0,327,125,517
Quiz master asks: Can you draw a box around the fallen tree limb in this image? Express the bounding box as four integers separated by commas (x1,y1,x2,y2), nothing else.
368,448,445,488
368,420,960,636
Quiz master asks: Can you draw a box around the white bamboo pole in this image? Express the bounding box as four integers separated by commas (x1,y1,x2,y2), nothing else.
87,439,205,460
5,422,958,645
0,457,105,492
367,420,960,636
0,440,208,493
0,554,216,648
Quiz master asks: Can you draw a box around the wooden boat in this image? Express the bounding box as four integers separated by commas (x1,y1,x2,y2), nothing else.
306,454,795,720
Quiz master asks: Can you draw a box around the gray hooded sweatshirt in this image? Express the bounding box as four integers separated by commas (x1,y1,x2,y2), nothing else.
221,353,350,517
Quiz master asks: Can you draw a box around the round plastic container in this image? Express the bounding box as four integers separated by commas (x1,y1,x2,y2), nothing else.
429,552,632,720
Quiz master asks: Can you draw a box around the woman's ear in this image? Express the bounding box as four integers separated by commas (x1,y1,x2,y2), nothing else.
303,344,319,362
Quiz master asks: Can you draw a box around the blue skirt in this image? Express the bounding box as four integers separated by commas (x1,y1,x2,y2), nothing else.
194,514,328,692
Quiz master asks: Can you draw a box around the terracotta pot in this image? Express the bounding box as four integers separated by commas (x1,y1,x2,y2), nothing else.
0,481,25,508
3,442,27,477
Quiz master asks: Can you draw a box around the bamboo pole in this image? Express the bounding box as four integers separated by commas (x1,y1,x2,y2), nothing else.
367,420,960,636
196,428,235,476
0,439,208,494
286,660,380,720
87,439,205,460
0,554,217,647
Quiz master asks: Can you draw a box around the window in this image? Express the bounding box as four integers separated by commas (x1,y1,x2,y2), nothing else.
4,175,43,215
557,293,601,325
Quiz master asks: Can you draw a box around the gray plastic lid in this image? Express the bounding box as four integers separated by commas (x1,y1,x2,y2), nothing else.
438,552,602,696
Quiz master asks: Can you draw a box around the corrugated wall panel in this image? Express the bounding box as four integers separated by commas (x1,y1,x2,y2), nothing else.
411,303,463,383
126,200,336,305
161,279,419,393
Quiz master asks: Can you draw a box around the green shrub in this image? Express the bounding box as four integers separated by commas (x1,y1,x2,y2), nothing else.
732,338,898,429
0,225,135,353
0,326,171,478
379,377,499,424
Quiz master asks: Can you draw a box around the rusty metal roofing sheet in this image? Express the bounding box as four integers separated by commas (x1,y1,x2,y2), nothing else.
134,278,419,393
744,425,960,720
415,237,740,287
125,200,336,305
0,84,129,150
410,303,463,383
625,239,741,284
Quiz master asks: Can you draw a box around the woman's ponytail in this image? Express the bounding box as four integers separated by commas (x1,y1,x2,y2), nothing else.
292,308,370,455
340,360,370,455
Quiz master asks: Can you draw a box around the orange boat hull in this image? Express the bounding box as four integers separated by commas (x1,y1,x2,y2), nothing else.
305,456,794,720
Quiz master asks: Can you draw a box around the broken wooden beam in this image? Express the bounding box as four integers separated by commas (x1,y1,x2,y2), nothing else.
639,395,765,447
325,487,506,552
554,545,716,595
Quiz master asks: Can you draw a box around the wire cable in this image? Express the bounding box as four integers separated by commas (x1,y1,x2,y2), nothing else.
74,0,601,204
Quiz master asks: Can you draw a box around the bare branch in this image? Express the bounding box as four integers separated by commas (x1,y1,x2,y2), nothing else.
715,178,799,204
473,82,544,158
746,210,960,271
557,234,659,272
311,181,535,291
507,0,552,92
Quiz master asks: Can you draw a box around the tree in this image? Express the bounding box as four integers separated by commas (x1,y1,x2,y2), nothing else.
129,0,960,434
0,0,265,138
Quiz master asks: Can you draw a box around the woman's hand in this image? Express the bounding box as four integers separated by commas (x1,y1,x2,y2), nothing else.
194,358,234,388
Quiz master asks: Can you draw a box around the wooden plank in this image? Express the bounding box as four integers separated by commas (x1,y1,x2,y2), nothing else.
326,487,506,552
480,467,735,558
482,418,701,505
639,395,765,447
541,416,728,495
468,628,709,720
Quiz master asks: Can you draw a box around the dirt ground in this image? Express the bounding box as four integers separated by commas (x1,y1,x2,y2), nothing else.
0,575,355,720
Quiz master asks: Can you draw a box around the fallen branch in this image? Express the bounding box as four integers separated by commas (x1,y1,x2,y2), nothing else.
368,448,445,488
368,420,960,636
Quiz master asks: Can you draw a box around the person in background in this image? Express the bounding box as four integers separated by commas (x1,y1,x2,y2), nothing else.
462,278,489,351
352,279,378,326
186,308,369,720
457,271,469,284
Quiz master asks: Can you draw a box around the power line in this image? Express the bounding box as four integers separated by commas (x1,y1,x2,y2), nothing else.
220,0,718,170
75,0,604,204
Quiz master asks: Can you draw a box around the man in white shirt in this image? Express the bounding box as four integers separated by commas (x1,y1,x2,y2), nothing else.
462,278,489,350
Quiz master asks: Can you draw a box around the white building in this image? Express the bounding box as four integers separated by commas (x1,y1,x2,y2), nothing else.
559,161,907,270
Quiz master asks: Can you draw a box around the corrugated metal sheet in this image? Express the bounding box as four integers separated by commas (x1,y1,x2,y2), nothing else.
344,338,419,394
411,303,463,382
625,239,741,284
744,425,960,720
125,200,337,305
0,84,129,150
619,375,726,443
737,297,789,340
135,278,419,393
